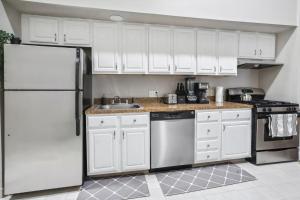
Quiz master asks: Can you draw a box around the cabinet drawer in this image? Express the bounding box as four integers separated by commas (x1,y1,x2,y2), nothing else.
197,111,220,122
88,116,118,129
196,151,220,163
222,110,251,121
197,140,220,151
120,115,148,127
196,123,221,139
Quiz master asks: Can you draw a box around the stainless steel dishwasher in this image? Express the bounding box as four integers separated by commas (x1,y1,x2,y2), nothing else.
151,111,195,169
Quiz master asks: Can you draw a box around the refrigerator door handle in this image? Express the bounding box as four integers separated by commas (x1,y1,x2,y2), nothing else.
76,48,83,90
75,92,82,136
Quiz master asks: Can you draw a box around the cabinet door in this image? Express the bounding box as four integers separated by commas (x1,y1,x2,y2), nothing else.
149,26,172,73
121,128,150,171
221,121,251,160
88,129,119,174
28,16,59,44
93,22,119,73
173,28,196,73
197,29,218,74
218,31,238,75
63,20,90,45
238,32,257,59
122,24,147,73
257,33,276,59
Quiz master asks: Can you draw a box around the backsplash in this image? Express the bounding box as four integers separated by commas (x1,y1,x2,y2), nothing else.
92,69,259,98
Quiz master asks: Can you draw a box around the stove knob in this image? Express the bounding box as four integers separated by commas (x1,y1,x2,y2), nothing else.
268,108,272,112
262,108,267,112
293,107,297,111
287,107,291,111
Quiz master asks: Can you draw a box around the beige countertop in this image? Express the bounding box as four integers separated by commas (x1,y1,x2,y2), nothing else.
85,101,253,115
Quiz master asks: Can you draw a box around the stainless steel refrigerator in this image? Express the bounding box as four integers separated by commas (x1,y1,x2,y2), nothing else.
2,44,92,195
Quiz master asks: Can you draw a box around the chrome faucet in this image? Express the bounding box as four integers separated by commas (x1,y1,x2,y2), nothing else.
113,96,121,104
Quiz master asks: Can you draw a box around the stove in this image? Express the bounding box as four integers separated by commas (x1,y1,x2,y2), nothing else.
226,87,299,165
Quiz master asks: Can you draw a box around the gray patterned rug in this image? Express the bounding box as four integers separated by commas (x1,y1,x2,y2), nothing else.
155,163,256,196
77,175,150,200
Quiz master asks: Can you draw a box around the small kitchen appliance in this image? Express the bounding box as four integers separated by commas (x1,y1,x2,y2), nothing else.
164,93,177,104
226,87,299,165
185,77,197,103
194,82,209,104
215,86,224,103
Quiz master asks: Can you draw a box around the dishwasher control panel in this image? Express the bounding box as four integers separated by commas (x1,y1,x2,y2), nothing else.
150,111,195,121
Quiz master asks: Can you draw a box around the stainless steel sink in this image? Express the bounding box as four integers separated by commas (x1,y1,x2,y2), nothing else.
98,103,142,110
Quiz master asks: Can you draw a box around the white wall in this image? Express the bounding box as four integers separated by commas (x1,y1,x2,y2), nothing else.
0,0,21,36
259,0,300,103
93,69,259,98
12,0,298,26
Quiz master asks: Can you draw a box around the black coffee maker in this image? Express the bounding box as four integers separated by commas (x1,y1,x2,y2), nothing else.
185,77,197,103
194,82,209,104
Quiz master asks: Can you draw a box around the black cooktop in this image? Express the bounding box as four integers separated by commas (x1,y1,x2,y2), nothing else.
233,100,299,107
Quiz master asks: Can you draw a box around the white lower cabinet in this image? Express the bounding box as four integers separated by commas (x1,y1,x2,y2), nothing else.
195,111,221,164
87,113,150,175
121,128,150,171
88,129,119,174
195,109,251,164
221,121,251,159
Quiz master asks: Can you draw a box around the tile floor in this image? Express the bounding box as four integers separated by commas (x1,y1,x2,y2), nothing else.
2,161,300,200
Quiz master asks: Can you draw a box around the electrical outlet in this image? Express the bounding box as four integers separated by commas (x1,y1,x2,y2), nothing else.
149,90,159,97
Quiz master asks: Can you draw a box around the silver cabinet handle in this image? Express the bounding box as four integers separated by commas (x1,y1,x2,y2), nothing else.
237,114,240,118
115,63,118,70
214,66,216,72
122,131,125,140
54,33,57,42
220,66,222,72
100,120,104,124
207,115,211,119
133,119,137,123
207,129,211,133
260,49,262,55
64,34,66,42
123,63,125,70
168,65,170,71
113,131,116,140
207,144,210,148
223,125,226,131
206,155,210,159
254,49,257,55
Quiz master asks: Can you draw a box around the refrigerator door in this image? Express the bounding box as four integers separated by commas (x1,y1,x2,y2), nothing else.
4,44,80,90
4,91,82,195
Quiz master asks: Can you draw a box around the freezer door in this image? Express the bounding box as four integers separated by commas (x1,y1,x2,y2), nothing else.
4,44,79,90
4,91,82,195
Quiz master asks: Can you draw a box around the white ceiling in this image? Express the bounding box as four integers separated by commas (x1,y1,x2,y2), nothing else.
7,0,295,33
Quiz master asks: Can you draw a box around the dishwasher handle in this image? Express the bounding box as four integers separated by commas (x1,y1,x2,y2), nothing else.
151,111,195,121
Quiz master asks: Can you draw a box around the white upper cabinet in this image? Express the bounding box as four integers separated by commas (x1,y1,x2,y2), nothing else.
22,15,91,46
239,32,257,59
257,33,276,59
173,28,196,74
62,20,90,45
148,26,172,73
93,22,119,73
218,31,238,75
239,32,276,59
27,16,59,44
121,24,147,73
121,128,150,171
197,29,218,75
